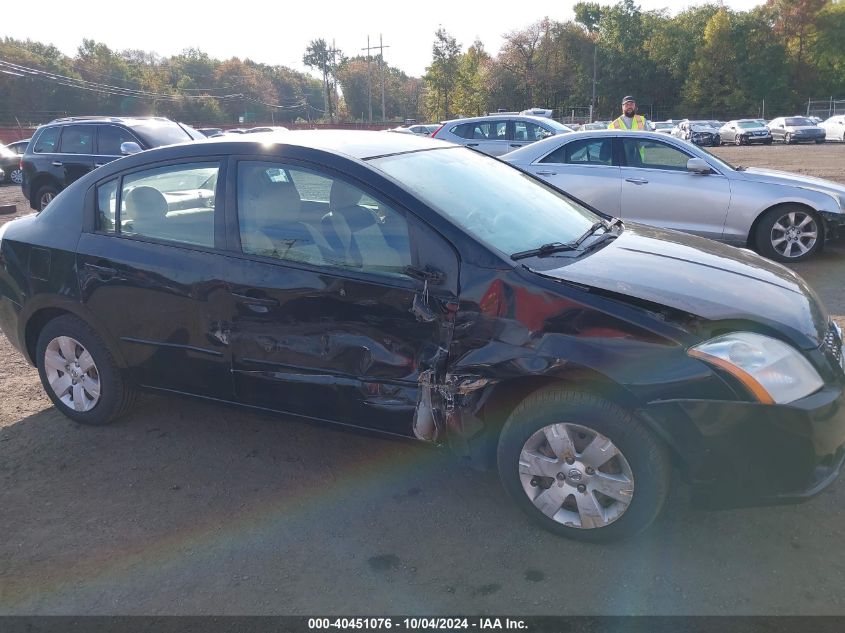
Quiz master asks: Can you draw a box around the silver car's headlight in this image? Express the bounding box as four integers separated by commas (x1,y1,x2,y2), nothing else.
689,332,823,404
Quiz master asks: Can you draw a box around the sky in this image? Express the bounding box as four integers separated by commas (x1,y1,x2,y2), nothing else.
7,0,766,79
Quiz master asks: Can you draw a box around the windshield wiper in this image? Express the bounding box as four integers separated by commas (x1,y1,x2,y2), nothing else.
571,221,608,248
511,242,576,261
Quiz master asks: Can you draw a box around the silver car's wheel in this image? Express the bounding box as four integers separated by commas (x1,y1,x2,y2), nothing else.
10,168,23,185
43,336,101,412
518,422,634,529
770,210,818,259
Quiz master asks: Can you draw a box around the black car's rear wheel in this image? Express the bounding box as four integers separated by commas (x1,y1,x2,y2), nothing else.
755,206,821,262
10,168,23,185
497,387,671,542
36,315,136,425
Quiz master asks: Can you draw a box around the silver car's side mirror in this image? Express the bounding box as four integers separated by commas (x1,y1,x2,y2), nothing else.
120,142,143,155
687,158,711,174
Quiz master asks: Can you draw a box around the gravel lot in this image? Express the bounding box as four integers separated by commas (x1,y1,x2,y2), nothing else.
2,142,845,615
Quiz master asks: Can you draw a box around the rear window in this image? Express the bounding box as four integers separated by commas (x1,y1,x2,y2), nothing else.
127,120,194,148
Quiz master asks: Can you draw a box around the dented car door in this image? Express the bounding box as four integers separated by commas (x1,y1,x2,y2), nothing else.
223,158,459,436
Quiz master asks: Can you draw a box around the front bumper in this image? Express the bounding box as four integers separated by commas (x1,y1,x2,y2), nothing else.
642,384,845,509
820,211,845,241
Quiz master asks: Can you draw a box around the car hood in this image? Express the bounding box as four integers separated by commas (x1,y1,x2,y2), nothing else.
734,167,845,198
527,224,828,348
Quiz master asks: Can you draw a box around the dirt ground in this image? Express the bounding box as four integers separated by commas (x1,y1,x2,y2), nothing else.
2,142,845,616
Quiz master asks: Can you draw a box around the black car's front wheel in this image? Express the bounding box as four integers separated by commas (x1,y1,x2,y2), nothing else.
10,167,23,185
755,206,822,262
497,387,671,542
36,315,136,425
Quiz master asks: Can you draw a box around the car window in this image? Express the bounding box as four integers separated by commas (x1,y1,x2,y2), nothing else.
118,162,218,247
33,127,60,153
59,126,95,154
97,178,119,232
621,138,691,171
127,120,193,147
98,125,139,156
514,121,551,142
237,161,411,278
372,147,598,257
541,138,613,165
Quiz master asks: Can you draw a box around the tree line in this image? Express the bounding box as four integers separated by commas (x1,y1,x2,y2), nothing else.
1,0,843,127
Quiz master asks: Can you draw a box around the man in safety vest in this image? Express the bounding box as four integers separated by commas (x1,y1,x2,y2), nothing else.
608,96,652,131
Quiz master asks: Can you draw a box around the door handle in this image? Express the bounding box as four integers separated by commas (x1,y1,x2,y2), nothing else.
510,143,523,148
535,170,557,176
466,143,479,147
231,292,279,311
84,262,117,278
625,178,649,185
52,161,63,167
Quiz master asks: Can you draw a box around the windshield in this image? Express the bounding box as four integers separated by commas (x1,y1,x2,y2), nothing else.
371,147,599,257
737,121,759,129
128,120,195,147
786,117,813,127
689,143,739,171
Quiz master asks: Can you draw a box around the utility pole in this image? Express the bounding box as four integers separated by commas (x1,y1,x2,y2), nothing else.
362,36,375,123
379,34,390,123
590,41,597,123
327,39,340,122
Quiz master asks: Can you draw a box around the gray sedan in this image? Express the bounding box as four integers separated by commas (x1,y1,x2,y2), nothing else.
502,130,845,262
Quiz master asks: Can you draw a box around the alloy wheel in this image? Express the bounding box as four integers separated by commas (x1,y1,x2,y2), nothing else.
518,422,635,529
43,336,101,412
770,211,818,259
10,169,23,185
40,191,54,210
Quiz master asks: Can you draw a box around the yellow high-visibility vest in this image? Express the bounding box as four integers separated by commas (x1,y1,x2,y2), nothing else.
608,115,647,130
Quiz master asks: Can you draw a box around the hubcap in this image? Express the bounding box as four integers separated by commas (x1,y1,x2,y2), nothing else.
771,211,818,259
40,192,54,210
43,336,101,412
11,169,23,185
518,423,634,529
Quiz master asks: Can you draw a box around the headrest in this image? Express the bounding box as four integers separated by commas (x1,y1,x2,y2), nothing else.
330,180,363,209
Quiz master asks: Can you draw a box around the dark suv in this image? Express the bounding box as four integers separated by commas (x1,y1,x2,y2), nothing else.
21,117,201,210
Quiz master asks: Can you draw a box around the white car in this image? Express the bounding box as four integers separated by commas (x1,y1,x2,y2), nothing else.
432,114,573,156
502,130,845,262
820,115,845,142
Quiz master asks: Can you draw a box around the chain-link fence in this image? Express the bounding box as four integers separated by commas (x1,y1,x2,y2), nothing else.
806,98,845,120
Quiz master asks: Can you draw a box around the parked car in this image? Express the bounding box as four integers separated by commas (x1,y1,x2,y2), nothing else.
20,116,201,211
0,143,22,184
244,126,290,134
719,119,773,145
5,138,30,155
767,117,826,144
432,114,573,156
577,122,611,131
196,127,224,137
652,121,675,134
502,130,845,262
820,115,845,142
671,120,721,146
388,124,440,136
2,130,844,542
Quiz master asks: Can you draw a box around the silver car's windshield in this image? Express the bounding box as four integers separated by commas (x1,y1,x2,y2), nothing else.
786,117,813,127
370,147,599,257
737,121,758,129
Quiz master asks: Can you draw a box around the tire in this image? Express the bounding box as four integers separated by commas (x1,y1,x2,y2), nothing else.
784,133,792,145
35,184,59,211
10,168,23,185
497,386,671,542
764,139,773,145
754,206,822,263
35,314,136,425
735,134,742,146
815,139,825,144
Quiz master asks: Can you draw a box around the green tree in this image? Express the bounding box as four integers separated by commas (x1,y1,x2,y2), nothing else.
424,28,461,120
303,38,339,120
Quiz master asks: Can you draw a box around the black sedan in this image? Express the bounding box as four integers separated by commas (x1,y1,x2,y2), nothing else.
1,131,844,542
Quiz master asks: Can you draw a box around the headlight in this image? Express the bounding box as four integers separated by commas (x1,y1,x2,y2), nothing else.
689,332,823,404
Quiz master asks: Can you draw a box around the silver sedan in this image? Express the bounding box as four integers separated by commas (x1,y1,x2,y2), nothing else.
502,130,845,262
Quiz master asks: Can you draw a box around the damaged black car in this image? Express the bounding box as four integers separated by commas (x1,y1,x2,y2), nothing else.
1,131,843,542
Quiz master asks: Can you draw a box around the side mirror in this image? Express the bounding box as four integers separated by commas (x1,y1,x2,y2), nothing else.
687,158,711,174
120,142,143,156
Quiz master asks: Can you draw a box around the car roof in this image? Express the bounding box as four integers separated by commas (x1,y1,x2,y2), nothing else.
440,114,563,126
196,129,455,160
